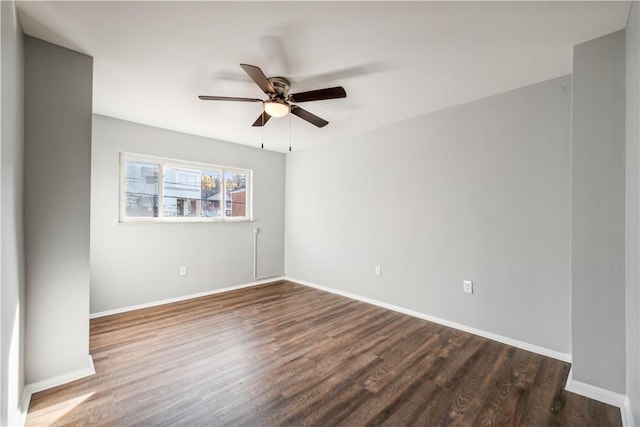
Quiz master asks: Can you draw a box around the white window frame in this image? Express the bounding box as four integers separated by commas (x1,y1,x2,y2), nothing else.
119,152,253,223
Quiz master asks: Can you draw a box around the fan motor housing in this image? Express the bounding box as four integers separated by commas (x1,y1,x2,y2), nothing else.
268,77,290,98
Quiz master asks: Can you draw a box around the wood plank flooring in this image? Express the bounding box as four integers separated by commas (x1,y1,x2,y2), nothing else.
26,280,622,426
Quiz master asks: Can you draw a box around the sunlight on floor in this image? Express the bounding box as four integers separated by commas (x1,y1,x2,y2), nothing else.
28,392,95,426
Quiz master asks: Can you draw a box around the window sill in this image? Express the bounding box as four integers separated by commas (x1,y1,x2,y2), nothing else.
119,218,255,224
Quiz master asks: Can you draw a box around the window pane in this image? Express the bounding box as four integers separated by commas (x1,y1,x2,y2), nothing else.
224,171,247,217
123,161,159,217
201,170,222,218
121,154,252,223
163,167,201,217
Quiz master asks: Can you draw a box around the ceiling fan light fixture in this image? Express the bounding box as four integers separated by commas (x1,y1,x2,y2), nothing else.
264,100,290,118
200,64,346,127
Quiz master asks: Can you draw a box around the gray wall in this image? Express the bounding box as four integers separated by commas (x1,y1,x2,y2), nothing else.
24,37,93,384
285,76,572,354
0,1,25,425
90,115,285,314
626,2,640,422
571,30,626,394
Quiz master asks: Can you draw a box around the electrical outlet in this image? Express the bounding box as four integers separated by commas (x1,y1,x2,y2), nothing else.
179,266,188,276
463,280,473,294
374,266,381,277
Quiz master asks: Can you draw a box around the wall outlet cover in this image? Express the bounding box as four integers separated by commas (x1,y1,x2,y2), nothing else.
463,280,473,294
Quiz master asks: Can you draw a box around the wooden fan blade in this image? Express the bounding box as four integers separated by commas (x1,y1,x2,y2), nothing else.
289,86,346,103
240,64,276,95
290,105,329,128
252,111,271,127
199,95,262,103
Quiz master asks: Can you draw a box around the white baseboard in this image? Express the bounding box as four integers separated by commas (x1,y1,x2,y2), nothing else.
286,277,572,363
25,355,95,396
17,355,95,426
565,368,634,425
564,367,627,406
621,396,636,427
90,276,285,319
8,387,32,427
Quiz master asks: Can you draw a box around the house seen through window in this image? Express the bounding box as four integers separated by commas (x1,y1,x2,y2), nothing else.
121,154,251,222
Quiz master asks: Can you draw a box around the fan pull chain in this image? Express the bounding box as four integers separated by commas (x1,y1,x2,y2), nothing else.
288,113,292,152
261,108,265,149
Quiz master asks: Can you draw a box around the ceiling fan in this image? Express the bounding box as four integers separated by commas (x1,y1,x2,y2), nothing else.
199,64,346,128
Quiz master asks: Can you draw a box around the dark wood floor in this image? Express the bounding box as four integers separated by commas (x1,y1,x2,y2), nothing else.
26,280,621,426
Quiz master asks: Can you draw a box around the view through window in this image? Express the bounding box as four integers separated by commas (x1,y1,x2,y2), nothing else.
121,153,251,222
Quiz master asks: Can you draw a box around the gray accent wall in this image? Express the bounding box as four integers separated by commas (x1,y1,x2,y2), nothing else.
0,1,25,425
24,37,93,384
571,30,626,394
626,2,640,422
285,76,572,354
90,115,285,314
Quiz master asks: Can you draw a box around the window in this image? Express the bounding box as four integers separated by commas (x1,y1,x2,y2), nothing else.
120,153,252,222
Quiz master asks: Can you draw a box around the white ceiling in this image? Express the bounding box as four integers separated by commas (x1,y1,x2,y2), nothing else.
16,1,631,152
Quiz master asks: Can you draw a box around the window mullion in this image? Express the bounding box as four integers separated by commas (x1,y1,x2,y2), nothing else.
158,163,164,218
196,170,202,217
119,154,126,221
222,169,227,220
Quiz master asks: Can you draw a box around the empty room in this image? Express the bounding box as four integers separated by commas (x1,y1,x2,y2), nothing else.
1,1,639,426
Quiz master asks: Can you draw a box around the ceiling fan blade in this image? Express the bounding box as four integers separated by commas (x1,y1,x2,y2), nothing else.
291,105,329,128
252,111,271,127
199,95,262,103
289,86,346,103
240,64,276,95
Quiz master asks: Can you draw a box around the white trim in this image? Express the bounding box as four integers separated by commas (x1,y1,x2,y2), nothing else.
25,355,95,396
9,388,32,427
564,370,636,426
621,396,636,427
564,367,628,409
90,276,284,319
286,277,572,363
